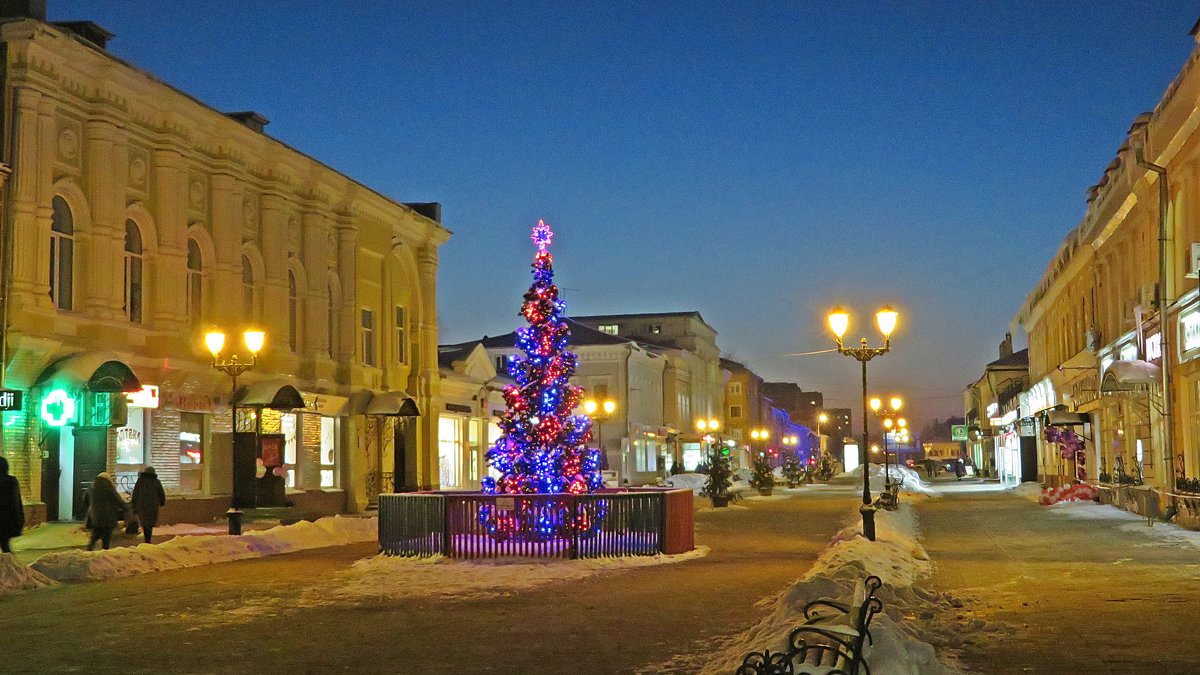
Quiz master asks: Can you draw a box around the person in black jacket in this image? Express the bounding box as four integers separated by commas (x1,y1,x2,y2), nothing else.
0,456,24,553
84,472,127,551
130,466,166,544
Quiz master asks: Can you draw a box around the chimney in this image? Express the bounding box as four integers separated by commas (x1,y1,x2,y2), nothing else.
999,332,1013,359
0,0,45,20
52,21,114,49
404,202,441,222
224,111,270,133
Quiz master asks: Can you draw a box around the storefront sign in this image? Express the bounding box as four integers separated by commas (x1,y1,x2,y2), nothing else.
260,434,285,467
951,425,968,441
1145,333,1162,362
39,388,75,427
445,402,474,414
165,392,219,413
124,385,159,409
0,389,22,411
1184,311,1200,352
1021,379,1055,417
1018,417,1037,437
303,392,348,417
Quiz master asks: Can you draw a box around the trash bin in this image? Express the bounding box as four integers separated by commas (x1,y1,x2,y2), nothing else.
226,508,244,536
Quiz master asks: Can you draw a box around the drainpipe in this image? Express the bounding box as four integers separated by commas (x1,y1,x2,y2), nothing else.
1133,125,1175,495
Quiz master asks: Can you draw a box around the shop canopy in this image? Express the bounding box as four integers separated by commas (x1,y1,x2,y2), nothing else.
1044,409,1089,426
35,352,141,393
232,379,305,409
362,390,421,417
1100,360,1161,393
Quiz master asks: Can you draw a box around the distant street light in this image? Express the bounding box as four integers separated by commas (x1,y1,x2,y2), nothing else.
871,396,904,492
583,397,617,475
828,305,898,542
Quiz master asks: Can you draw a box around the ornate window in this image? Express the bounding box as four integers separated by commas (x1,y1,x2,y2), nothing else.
288,270,300,353
361,308,376,367
123,220,143,323
242,255,255,320
49,196,73,311
186,239,203,328
394,305,407,364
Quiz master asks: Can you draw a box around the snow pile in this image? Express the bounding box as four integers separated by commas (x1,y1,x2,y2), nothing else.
0,553,56,595
1038,482,1098,505
663,473,707,494
314,546,710,605
691,505,961,675
831,464,942,497
1010,481,1044,501
30,515,376,582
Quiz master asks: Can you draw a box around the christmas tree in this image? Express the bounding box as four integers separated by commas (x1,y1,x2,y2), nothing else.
749,453,775,494
703,442,734,506
781,451,805,488
480,221,603,537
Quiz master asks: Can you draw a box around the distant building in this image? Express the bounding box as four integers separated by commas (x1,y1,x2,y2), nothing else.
825,407,853,454
762,382,824,428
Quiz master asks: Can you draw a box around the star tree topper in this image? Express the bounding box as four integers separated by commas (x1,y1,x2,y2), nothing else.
531,219,554,250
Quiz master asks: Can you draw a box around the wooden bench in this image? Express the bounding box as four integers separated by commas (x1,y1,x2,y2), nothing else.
736,575,884,675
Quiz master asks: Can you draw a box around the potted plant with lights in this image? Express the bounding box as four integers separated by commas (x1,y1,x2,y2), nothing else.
703,442,734,507
750,453,775,496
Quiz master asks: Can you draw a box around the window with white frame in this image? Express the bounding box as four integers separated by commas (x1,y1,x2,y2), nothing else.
49,196,73,311
728,382,743,394
395,305,407,364
730,405,743,419
187,239,203,328
320,416,337,488
438,416,463,488
361,308,376,366
124,220,143,324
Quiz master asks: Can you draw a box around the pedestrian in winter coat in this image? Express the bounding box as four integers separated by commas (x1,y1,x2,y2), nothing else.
0,456,24,554
83,472,127,551
130,466,166,544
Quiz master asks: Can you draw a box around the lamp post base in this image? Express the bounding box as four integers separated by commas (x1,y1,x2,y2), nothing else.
859,503,877,541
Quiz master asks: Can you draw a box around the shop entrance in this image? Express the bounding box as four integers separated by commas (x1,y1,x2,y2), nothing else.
394,419,408,491
71,427,108,521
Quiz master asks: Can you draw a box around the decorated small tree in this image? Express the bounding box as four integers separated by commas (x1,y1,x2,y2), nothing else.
813,452,837,482
781,451,805,488
480,220,603,538
749,453,775,495
702,442,734,507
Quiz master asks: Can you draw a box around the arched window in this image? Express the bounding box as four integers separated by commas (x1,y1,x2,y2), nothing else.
327,281,337,358
186,239,203,328
49,196,74,311
242,255,255,320
287,270,299,353
123,220,143,323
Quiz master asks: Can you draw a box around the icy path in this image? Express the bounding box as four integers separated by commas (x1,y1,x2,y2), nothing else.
920,489,1200,673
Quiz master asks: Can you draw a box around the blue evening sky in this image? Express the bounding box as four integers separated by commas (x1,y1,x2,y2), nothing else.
54,1,1198,427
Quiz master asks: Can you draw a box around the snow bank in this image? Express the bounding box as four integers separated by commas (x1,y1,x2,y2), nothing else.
315,546,711,605
663,473,707,494
1011,481,1044,501
30,515,376,582
0,553,55,595
691,506,960,675
831,464,942,497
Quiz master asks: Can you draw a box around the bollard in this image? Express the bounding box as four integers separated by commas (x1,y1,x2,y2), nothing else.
226,508,244,536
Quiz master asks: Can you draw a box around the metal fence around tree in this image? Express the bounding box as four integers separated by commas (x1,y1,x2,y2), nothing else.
378,489,694,559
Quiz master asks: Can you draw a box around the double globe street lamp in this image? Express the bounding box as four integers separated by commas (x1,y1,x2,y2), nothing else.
828,305,898,542
583,397,616,474
205,327,266,519
870,396,904,490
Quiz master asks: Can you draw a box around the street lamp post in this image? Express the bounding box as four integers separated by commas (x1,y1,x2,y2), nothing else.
828,305,898,542
583,397,617,476
206,328,266,514
750,427,769,465
870,396,903,489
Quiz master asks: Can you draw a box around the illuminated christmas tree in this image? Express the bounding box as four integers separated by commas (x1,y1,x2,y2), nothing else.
480,221,603,537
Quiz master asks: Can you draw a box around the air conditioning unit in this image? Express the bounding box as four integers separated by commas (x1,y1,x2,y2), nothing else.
1188,243,1200,279
1137,283,1158,310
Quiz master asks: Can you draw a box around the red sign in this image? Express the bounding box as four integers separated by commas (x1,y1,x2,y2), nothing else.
259,434,285,468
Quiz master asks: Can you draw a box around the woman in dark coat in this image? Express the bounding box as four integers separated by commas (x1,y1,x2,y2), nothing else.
130,466,166,544
83,472,126,551
0,456,24,553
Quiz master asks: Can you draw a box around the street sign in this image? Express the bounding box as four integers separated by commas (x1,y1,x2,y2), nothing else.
951,424,968,441
0,388,21,411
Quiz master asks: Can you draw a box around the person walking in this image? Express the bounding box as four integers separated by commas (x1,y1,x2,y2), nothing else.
83,472,126,551
130,466,165,544
0,456,24,554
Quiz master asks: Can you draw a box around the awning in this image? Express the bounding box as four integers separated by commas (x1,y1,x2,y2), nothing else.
1100,360,1161,393
35,352,141,393
364,390,421,417
1045,410,1089,426
232,379,305,409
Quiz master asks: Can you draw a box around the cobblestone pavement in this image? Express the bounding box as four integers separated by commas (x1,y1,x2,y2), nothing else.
919,488,1200,674
0,492,857,674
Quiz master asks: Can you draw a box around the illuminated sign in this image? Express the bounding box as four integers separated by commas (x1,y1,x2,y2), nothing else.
0,389,21,411
125,385,160,409
1184,311,1200,352
985,403,998,418
1145,333,1162,362
39,389,76,427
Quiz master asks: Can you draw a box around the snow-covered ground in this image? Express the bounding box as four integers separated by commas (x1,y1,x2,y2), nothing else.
13,519,277,552
30,515,376,582
663,472,751,496
0,554,56,595
688,505,961,675
830,464,943,497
